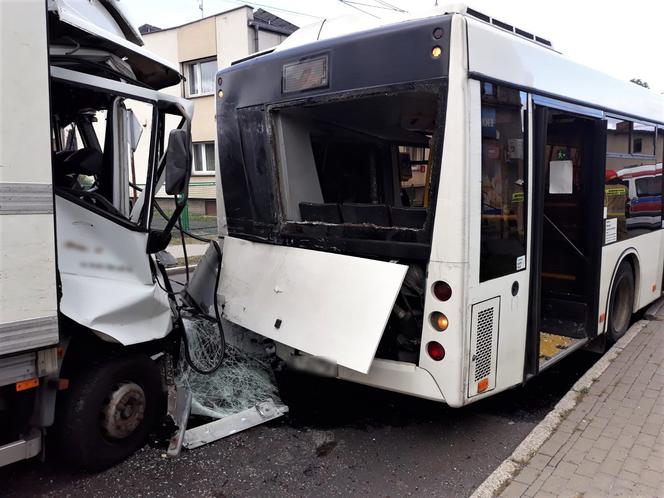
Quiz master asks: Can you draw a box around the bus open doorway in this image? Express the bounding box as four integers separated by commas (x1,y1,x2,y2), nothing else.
527,103,605,374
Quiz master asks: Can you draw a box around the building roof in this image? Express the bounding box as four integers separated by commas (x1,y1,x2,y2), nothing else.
252,8,298,35
138,23,162,34
139,6,297,36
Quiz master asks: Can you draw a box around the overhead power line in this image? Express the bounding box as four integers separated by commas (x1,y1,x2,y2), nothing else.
337,0,379,18
373,0,407,13
219,0,325,20
342,0,404,11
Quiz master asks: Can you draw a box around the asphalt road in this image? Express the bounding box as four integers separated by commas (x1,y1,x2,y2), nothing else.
2,350,599,498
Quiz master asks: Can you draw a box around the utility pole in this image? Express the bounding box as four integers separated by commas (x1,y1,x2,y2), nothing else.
198,0,204,18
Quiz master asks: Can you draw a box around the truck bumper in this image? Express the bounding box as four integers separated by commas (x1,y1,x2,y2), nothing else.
0,429,41,467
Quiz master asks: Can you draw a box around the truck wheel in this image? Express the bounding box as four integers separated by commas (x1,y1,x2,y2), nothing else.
55,354,164,471
607,261,635,344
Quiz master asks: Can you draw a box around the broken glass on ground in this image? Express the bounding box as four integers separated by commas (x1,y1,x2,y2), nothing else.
174,317,288,450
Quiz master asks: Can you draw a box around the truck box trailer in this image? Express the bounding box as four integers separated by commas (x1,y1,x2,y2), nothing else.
0,0,201,470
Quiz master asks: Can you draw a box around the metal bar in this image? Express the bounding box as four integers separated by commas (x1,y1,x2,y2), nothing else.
0,430,41,467
183,400,288,450
0,351,37,388
543,214,587,261
538,337,588,372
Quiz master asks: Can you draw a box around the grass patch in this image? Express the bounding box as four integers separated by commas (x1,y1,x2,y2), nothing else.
175,255,204,268
574,386,590,403
168,236,210,246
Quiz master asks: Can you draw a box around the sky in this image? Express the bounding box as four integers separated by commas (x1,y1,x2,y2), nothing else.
123,0,664,94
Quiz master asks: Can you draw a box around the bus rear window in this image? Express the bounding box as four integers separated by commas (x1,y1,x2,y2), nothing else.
271,89,443,230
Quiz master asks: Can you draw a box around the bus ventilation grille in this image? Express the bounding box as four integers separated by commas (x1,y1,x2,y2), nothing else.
464,7,553,49
474,308,494,381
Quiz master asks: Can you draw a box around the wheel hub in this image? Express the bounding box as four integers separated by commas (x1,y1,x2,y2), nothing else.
100,382,146,440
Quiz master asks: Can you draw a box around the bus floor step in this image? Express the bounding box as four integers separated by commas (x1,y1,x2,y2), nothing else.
539,316,586,339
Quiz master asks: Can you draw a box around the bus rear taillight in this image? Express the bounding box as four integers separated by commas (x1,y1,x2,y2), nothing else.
430,311,449,331
433,281,452,301
426,341,445,361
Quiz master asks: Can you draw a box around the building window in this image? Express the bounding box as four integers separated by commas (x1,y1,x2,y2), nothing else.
185,58,216,96
193,142,215,173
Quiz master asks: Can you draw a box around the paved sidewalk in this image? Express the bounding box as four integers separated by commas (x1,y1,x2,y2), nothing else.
475,300,664,498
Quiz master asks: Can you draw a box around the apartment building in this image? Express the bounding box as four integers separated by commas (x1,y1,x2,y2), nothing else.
136,6,297,217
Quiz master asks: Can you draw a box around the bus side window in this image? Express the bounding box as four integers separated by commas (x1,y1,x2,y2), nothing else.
605,119,660,241
479,84,528,282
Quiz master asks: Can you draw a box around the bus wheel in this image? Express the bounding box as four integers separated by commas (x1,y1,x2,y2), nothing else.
607,261,635,344
55,354,164,471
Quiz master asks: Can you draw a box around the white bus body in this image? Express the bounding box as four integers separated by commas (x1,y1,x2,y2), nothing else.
214,5,664,407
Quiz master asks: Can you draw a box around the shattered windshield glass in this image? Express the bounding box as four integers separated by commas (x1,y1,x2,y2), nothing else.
177,318,283,419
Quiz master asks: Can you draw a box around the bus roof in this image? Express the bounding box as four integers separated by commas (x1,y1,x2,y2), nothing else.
274,4,664,125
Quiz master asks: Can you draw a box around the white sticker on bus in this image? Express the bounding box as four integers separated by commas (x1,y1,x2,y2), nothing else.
605,218,618,244
516,255,526,271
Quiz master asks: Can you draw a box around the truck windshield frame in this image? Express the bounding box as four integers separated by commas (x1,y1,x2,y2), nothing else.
50,71,191,232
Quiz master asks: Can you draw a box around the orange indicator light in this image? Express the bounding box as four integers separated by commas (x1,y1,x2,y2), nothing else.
16,378,39,392
430,312,449,331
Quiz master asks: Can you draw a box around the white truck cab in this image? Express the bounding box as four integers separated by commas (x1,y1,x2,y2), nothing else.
0,0,195,470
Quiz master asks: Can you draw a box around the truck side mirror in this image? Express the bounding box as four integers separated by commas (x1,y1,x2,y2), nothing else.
146,128,192,254
164,128,191,198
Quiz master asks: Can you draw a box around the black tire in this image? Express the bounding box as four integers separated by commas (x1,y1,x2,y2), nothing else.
55,354,164,471
607,261,635,344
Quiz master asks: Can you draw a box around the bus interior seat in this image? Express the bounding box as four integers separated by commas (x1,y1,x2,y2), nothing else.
390,206,427,228
299,202,342,223
298,202,427,228
340,203,391,226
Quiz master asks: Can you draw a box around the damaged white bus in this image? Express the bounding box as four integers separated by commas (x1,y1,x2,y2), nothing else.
213,5,664,408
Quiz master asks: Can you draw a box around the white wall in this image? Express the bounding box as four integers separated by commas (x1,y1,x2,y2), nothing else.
216,7,252,69
0,0,58,337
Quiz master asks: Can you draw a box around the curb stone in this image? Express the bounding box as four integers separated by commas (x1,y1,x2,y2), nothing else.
644,297,664,321
470,303,658,498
